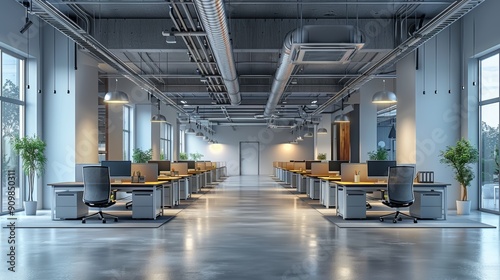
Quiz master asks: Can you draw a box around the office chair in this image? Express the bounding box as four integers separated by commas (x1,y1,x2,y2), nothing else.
82,166,119,223
379,166,418,223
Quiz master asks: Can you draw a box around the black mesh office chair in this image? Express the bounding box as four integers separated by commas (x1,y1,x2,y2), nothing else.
379,166,418,223
82,166,118,223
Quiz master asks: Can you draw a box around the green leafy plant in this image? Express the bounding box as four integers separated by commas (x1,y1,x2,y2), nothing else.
12,135,47,202
368,147,388,160
317,153,326,160
132,148,152,163
190,152,204,161
439,138,479,201
179,152,188,160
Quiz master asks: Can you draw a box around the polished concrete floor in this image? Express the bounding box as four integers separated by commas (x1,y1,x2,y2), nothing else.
1,175,499,280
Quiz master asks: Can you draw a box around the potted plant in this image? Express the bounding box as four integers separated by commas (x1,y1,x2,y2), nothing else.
132,148,152,163
439,138,479,215
12,135,47,215
368,147,388,160
317,153,326,160
179,152,188,160
190,152,204,161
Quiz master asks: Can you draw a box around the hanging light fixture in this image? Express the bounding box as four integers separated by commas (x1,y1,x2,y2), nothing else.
303,121,313,137
195,123,204,137
372,79,397,104
388,124,396,139
104,78,129,104
317,127,328,135
185,117,195,134
151,98,167,122
334,97,350,123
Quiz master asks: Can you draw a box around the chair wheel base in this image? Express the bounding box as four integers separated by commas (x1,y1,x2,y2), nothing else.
82,219,86,224
102,219,106,223
379,218,384,222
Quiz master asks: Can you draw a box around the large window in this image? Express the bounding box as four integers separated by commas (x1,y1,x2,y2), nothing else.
123,105,131,160
479,53,500,213
1,51,24,214
160,122,172,160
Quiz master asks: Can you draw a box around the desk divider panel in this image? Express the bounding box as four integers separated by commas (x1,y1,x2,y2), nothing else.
311,162,329,176
171,162,188,175
286,162,295,170
131,163,159,182
341,163,368,182
195,162,206,170
294,162,306,170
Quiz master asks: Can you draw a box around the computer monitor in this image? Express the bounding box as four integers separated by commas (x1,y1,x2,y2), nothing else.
178,160,196,169
328,160,349,174
148,160,171,175
367,160,397,181
305,160,321,170
100,160,132,177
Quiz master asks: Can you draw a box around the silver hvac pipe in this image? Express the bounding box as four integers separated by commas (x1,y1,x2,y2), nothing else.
263,28,301,118
194,0,241,106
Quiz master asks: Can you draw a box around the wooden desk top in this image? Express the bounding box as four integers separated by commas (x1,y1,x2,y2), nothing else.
317,176,341,181
48,181,167,187
334,181,450,186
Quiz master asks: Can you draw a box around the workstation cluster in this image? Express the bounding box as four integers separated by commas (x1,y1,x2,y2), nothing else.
273,160,449,221
48,160,227,221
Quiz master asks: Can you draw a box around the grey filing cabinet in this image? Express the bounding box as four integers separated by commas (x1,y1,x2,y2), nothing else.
410,191,442,219
132,189,161,219
55,191,88,219
338,188,366,219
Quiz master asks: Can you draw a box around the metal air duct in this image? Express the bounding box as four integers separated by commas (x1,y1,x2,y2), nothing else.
194,0,241,106
263,25,363,118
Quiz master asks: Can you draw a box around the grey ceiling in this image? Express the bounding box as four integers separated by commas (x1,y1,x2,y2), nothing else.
28,0,478,127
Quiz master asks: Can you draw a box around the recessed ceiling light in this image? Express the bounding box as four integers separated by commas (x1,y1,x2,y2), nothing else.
311,100,317,104
180,100,187,104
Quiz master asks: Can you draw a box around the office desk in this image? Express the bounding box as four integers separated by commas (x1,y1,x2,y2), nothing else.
333,181,450,220
157,176,182,206
306,174,333,199
48,181,165,220
318,176,341,208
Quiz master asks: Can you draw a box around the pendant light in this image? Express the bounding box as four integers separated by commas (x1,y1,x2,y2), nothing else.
104,78,129,104
185,117,195,134
334,97,350,123
151,98,167,122
372,79,397,104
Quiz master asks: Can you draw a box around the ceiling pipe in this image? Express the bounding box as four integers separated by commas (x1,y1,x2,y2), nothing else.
264,25,363,118
29,0,188,114
263,28,299,118
193,0,241,106
312,0,484,116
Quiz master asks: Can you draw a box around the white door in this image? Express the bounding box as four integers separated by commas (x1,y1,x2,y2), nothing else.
240,142,259,175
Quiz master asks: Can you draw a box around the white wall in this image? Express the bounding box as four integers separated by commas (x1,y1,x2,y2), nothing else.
186,126,314,176
42,24,100,208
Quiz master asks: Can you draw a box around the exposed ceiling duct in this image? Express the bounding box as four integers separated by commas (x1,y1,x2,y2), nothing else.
194,0,241,106
263,25,363,118
29,0,187,114
312,0,485,116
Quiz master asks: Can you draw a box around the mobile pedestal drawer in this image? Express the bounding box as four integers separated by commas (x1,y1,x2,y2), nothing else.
55,191,88,219
338,188,366,219
410,191,442,219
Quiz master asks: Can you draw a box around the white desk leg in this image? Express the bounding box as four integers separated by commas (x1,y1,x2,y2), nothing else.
52,187,56,220
443,187,447,220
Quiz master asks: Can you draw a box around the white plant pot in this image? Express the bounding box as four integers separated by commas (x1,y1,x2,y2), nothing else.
24,201,37,215
456,200,471,215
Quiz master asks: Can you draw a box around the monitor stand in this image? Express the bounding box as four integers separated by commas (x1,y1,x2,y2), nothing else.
376,179,387,184
113,179,122,183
